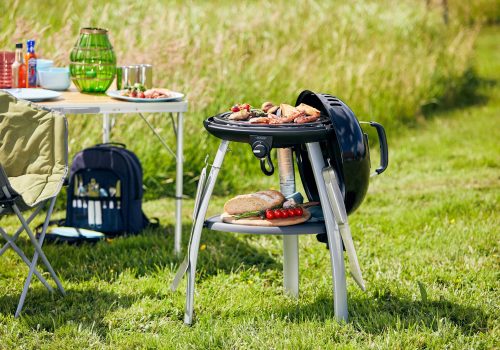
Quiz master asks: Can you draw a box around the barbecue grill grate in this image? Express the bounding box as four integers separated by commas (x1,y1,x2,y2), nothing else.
212,111,330,128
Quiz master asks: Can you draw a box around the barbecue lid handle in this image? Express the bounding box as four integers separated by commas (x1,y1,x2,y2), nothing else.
368,121,389,177
260,154,275,176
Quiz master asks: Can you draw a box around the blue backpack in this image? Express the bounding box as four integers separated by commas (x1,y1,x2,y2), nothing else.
65,143,152,236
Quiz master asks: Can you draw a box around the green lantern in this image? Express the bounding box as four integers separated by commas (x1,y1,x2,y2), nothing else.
70,27,116,93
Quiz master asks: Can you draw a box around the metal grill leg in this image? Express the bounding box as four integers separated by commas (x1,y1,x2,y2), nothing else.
306,142,348,322
277,148,299,297
184,140,229,325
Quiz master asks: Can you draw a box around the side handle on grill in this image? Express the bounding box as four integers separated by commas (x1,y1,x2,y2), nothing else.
260,154,274,176
369,121,388,176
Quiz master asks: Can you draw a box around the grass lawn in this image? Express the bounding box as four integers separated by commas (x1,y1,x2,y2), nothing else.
0,27,499,350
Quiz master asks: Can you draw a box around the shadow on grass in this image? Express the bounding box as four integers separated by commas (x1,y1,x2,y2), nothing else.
0,286,137,334
0,223,280,329
420,68,496,118
276,292,489,335
11,223,279,283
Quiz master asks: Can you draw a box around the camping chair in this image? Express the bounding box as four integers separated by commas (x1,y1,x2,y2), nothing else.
0,91,67,317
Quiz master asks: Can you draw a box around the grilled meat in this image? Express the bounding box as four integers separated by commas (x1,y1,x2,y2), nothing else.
296,103,320,117
249,117,272,124
294,114,320,123
261,102,274,112
229,109,251,120
268,105,279,114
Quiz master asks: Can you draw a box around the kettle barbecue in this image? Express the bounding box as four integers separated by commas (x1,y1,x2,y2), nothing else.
173,90,389,325
204,90,389,215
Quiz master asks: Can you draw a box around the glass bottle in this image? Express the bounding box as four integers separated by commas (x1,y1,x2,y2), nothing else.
11,43,26,88
25,40,37,88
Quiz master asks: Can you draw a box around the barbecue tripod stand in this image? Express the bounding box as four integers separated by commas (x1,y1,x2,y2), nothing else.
171,140,364,325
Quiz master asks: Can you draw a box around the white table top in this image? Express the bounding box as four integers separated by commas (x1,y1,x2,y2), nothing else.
38,87,188,114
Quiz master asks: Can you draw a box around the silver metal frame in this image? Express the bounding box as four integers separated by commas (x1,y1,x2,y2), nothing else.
172,140,354,325
0,187,66,317
305,142,348,321
102,112,184,254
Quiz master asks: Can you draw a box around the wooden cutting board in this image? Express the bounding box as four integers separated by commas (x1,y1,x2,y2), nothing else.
221,209,311,227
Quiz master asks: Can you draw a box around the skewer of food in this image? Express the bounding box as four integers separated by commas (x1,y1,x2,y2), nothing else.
227,101,321,124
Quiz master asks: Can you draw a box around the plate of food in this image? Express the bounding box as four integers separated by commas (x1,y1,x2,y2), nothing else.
106,83,184,102
221,190,312,227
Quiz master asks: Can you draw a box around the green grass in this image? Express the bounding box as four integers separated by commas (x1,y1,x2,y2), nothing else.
0,0,491,198
0,23,499,349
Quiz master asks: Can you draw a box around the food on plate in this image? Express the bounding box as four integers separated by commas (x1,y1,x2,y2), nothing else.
144,88,173,99
121,83,173,99
226,101,321,124
264,207,303,220
223,190,312,221
224,190,285,216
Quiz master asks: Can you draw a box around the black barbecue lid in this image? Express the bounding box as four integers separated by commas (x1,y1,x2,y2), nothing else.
294,90,370,214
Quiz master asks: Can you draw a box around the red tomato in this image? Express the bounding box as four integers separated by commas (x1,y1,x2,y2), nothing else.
138,92,145,98
242,103,251,111
287,209,296,217
280,209,289,218
130,90,137,97
273,209,282,218
231,105,240,112
265,209,275,220
294,208,304,216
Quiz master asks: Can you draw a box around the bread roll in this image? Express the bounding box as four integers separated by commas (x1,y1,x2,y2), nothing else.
224,190,285,215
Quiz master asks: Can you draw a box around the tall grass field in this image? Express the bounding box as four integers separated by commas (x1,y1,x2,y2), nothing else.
0,0,490,197
0,1,499,348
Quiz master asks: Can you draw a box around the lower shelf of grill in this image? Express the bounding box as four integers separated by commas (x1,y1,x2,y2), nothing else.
204,215,326,235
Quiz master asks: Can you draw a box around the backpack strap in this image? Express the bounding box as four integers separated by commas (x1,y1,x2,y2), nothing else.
95,142,126,149
34,218,66,234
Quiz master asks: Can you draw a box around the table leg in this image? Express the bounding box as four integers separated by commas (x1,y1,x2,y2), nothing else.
175,112,184,254
277,148,299,297
102,113,111,143
306,142,348,322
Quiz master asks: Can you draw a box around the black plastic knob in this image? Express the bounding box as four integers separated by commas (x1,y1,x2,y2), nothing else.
252,142,268,158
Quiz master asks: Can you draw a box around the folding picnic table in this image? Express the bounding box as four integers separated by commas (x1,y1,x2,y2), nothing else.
39,89,188,253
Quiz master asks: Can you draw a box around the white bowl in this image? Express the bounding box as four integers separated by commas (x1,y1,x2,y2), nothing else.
38,67,70,91
36,59,54,71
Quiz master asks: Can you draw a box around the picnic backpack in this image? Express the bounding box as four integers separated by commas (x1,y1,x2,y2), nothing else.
65,143,152,236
